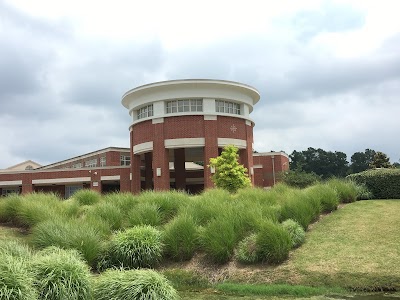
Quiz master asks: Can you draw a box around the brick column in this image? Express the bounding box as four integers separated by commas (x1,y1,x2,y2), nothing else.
144,152,153,190
90,170,102,193
21,173,33,194
245,122,254,185
130,130,141,193
153,123,170,191
174,148,186,190
204,119,218,189
120,168,131,192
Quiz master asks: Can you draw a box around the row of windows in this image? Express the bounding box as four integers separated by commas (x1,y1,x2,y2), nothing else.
137,99,241,119
215,100,241,115
166,99,203,113
120,155,131,166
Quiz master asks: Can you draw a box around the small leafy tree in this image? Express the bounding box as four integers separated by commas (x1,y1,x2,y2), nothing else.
209,145,251,193
369,151,391,168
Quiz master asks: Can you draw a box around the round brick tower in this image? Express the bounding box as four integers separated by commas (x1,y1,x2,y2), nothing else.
121,79,260,193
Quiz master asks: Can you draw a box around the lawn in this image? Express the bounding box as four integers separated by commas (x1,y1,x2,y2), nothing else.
229,200,400,291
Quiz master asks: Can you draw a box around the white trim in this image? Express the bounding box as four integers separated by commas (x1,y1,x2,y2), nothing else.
152,117,164,124
165,138,205,149
133,141,153,154
101,175,120,181
0,180,22,187
253,152,289,159
245,120,252,126
217,138,247,149
204,115,217,120
32,177,91,185
253,164,263,169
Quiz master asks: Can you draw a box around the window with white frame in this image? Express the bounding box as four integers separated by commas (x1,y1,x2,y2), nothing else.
215,100,241,115
166,99,203,113
137,104,153,119
120,155,131,166
65,185,82,198
1,187,20,196
100,156,106,167
71,162,83,169
85,158,97,168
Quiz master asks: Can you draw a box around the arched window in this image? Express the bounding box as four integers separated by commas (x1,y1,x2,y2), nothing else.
25,165,33,170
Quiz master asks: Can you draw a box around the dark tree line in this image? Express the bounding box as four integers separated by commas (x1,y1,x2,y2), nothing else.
289,148,397,179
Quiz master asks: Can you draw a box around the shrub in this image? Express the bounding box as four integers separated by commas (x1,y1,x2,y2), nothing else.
280,170,320,188
102,225,163,269
72,189,101,205
163,214,198,261
354,182,373,200
256,221,291,264
0,254,37,300
93,269,179,300
235,233,258,264
281,219,306,248
325,178,357,203
209,145,251,193
31,247,91,300
305,184,339,213
199,217,236,264
128,202,161,227
0,240,32,259
30,218,104,266
347,168,400,199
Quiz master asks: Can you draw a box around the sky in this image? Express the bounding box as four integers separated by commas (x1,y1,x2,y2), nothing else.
0,0,399,168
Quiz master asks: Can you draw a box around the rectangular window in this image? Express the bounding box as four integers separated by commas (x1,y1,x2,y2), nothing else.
65,185,82,198
71,162,83,169
100,156,106,167
166,99,203,114
120,155,131,166
85,158,97,168
215,100,240,115
137,104,153,119
1,187,20,196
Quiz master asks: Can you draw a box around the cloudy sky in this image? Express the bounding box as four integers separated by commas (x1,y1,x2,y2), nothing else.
1,0,399,168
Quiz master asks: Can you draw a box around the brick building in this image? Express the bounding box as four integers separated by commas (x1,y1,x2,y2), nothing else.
0,79,288,197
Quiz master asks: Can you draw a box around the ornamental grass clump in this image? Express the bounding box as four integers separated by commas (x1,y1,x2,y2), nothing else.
103,225,163,269
163,214,198,261
31,247,91,300
93,269,179,300
280,190,321,230
30,218,104,266
281,219,306,248
0,193,22,223
0,240,32,259
325,178,357,203
72,189,101,205
235,233,258,264
199,216,236,264
136,191,188,223
256,221,291,264
128,202,161,227
16,193,63,228
0,254,37,300
85,201,123,231
305,184,339,213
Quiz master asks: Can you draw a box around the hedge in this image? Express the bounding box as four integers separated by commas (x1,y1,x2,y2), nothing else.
347,168,400,199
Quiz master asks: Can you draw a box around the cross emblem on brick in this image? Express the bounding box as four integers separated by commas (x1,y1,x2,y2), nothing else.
230,124,237,133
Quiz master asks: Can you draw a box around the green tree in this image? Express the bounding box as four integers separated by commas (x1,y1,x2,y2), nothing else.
209,145,251,193
289,147,349,178
350,149,376,173
369,151,392,168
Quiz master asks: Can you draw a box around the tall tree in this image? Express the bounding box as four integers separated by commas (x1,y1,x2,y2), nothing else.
289,147,349,178
369,151,391,168
350,149,376,173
